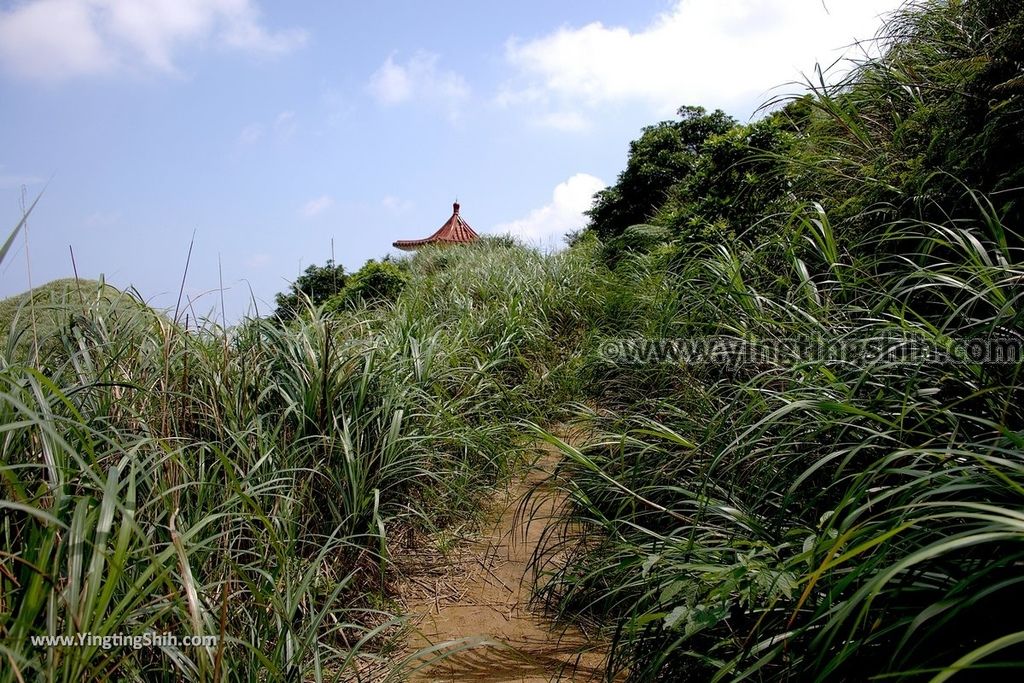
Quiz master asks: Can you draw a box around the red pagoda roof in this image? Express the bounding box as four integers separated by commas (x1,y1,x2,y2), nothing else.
393,201,479,251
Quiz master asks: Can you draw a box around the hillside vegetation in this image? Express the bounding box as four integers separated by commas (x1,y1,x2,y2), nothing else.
0,278,148,359
2,0,1023,680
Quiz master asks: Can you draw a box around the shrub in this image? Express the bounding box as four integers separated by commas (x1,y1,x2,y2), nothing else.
326,259,408,311
272,259,346,321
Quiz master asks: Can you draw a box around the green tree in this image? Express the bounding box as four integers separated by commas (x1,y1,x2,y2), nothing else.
586,106,736,241
326,259,408,311
273,259,347,320
658,115,797,247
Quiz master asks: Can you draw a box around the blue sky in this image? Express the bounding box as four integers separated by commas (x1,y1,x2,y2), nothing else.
0,0,902,321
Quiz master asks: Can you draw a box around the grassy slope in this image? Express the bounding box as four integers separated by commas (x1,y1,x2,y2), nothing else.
0,242,598,682
2,221,1021,681
3,1,1022,681
0,278,149,357
0,278,104,325
524,1,1024,680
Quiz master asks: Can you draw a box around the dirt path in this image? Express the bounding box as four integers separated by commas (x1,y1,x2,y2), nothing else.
397,438,612,682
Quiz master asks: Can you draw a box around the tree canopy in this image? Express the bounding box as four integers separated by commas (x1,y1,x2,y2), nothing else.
586,106,736,242
273,260,347,321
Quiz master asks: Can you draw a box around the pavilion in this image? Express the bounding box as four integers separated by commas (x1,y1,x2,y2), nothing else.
392,202,479,251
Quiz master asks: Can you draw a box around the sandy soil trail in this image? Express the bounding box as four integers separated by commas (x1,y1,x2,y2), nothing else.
397,439,613,682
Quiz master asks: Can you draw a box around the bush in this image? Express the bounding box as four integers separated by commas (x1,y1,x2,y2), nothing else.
586,106,737,241
326,259,408,310
272,259,346,321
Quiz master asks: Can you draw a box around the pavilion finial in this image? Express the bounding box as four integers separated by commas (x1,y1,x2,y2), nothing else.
453,200,460,214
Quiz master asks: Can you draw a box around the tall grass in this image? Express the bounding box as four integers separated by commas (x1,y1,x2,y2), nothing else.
529,198,1024,680
0,284,402,680
6,3,1021,679
0,236,600,680
523,3,1024,678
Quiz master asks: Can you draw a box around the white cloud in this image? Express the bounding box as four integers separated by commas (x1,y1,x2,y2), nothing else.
0,166,44,189
368,56,414,105
491,173,605,248
84,210,121,227
535,110,591,132
238,122,264,145
368,51,469,118
502,0,902,118
237,110,296,145
300,195,334,218
273,110,296,140
0,0,307,82
381,195,413,214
